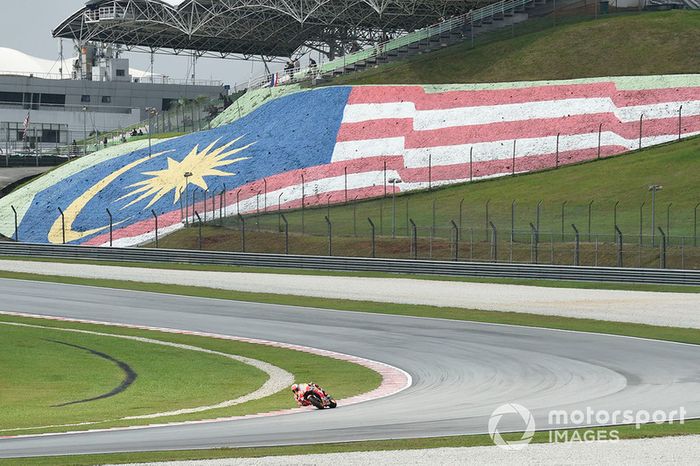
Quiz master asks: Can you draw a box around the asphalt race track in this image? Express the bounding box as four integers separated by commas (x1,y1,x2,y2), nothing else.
1,278,699,458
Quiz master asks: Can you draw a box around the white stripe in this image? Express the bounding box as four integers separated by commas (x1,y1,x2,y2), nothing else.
342,102,415,123
341,99,700,128
402,131,700,168
331,137,405,162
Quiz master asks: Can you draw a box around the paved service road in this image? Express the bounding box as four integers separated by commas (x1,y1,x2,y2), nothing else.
0,167,51,191
1,278,698,458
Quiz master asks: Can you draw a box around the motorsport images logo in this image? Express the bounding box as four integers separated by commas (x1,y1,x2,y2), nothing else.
488,403,536,451
488,404,687,450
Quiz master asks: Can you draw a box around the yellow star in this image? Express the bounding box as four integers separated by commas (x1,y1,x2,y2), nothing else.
118,136,253,209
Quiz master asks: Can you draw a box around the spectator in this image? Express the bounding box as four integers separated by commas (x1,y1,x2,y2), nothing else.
131,128,138,137
284,60,294,77
138,129,144,136
103,137,108,148
309,57,317,70
294,59,301,73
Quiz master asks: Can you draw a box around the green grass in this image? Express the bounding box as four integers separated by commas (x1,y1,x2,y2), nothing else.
0,314,381,436
333,11,700,85
0,321,264,434
8,419,700,465
1,256,697,293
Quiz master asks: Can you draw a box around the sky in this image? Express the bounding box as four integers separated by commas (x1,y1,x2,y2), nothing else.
0,0,275,88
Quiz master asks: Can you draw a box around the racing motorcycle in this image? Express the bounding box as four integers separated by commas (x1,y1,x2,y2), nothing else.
304,386,337,409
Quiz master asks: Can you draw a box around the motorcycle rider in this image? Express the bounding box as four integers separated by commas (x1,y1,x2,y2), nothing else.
291,382,326,406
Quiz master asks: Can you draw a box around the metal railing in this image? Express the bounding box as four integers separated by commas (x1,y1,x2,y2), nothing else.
0,242,697,286
248,0,533,90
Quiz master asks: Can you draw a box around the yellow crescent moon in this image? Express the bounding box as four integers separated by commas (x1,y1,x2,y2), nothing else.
48,150,173,244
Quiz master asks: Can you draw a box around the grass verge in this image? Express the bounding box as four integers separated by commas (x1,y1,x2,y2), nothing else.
0,320,265,434
0,314,381,436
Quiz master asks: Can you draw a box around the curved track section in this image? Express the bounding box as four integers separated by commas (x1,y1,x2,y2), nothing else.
1,278,699,458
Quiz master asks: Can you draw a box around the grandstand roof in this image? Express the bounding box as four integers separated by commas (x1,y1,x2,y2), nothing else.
53,0,480,59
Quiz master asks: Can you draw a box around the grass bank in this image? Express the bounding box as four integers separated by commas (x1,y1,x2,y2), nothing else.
334,11,700,85
0,314,380,436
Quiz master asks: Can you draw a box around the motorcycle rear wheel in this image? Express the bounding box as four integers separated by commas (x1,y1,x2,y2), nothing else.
306,393,324,409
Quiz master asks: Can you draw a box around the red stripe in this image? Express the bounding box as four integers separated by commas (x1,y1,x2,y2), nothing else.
347,84,700,110
396,145,627,182
337,114,700,148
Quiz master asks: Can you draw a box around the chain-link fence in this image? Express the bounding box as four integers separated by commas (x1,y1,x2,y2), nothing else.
139,195,700,270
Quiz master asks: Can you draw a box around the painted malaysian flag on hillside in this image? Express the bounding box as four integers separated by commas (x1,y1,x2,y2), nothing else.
4,75,700,247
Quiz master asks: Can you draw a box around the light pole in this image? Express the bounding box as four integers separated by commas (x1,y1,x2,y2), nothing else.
146,107,158,157
388,178,402,238
184,171,193,226
648,184,663,246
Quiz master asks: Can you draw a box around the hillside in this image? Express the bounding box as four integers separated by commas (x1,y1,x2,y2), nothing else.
333,11,700,85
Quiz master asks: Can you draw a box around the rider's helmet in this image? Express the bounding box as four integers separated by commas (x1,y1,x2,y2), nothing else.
291,384,299,393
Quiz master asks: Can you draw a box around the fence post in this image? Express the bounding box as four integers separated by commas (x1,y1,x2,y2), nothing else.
536,200,542,233
300,174,305,235
368,217,376,258
195,211,203,250
428,154,432,190
191,189,197,227
597,123,603,159
639,201,645,247
58,207,66,244
451,220,459,261
588,200,594,241
344,166,348,204
512,139,516,175
410,218,417,259
639,114,643,150
203,188,208,222
555,133,560,168
469,147,473,182
383,161,388,197
658,226,666,269
106,209,113,247
485,199,490,241
238,214,246,252
151,210,159,248
10,205,18,242
615,225,623,268
220,190,225,226
571,223,580,266
281,213,289,254
325,216,332,256
222,183,227,221
666,202,672,237
613,201,619,235
678,105,682,141
263,179,268,213
560,201,567,240
489,221,497,262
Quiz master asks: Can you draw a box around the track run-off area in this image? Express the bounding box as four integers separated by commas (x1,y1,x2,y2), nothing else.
0,264,699,459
